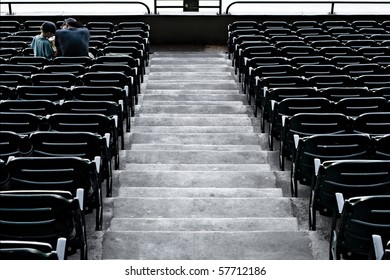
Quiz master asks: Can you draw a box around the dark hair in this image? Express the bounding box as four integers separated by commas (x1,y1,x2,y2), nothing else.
64,18,83,28
41,21,56,34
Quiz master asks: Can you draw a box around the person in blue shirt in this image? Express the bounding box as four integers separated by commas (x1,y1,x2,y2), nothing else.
31,21,57,59
55,18,90,57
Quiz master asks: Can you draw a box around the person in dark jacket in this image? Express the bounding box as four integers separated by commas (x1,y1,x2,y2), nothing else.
55,18,89,56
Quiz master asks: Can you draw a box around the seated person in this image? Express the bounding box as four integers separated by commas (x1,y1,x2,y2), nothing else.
55,18,90,56
31,21,57,59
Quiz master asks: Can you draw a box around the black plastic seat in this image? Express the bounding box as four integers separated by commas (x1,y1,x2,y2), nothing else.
269,97,333,151
353,112,390,136
29,131,112,198
52,56,93,67
0,64,40,76
307,74,354,88
355,74,390,89
237,46,278,80
318,87,372,102
341,63,384,77
321,20,350,30
46,113,119,170
280,113,352,170
295,28,325,38
31,73,78,87
311,160,390,232
356,47,390,59
330,194,390,260
310,40,343,49
0,74,30,88
278,46,318,58
370,55,390,67
0,20,21,32
374,134,390,160
16,85,71,101
262,87,318,133
87,21,115,32
298,64,341,77
318,46,356,58
0,112,43,134
336,33,367,44
5,156,102,232
292,134,372,197
0,85,14,100
0,190,87,259
0,100,58,116
255,76,308,119
43,64,87,76
0,239,66,260
372,87,390,101
0,48,19,59
328,55,370,67
61,100,124,149
335,97,388,117
291,20,321,30
289,55,329,67
9,56,50,68
326,26,357,37
0,131,32,162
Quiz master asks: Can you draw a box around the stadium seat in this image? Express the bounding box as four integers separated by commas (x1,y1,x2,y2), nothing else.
353,112,390,136
318,87,373,101
335,96,388,117
291,134,371,197
31,73,79,87
0,131,32,161
0,189,87,259
16,85,71,101
0,112,43,134
0,99,59,116
330,193,390,259
0,239,66,260
5,156,102,231
280,113,352,170
310,160,390,231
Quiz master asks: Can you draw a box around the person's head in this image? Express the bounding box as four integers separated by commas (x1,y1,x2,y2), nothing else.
40,21,56,38
62,18,83,29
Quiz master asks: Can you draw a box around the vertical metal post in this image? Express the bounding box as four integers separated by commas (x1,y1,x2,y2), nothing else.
219,0,222,14
8,3,13,15
154,0,157,14
330,2,335,14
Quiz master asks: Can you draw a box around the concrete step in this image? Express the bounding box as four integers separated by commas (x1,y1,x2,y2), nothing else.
153,52,226,58
134,116,253,126
118,170,278,188
133,126,254,133
124,163,271,172
102,231,314,259
121,150,270,164
118,187,279,197
151,58,229,65
141,101,245,106
112,197,294,218
110,217,298,231
148,72,233,80
130,144,261,151
144,89,240,95
142,94,246,102
131,133,261,145
149,66,233,73
138,105,250,114
146,82,239,90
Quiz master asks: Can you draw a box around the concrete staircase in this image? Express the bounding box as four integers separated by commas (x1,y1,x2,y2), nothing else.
102,50,315,259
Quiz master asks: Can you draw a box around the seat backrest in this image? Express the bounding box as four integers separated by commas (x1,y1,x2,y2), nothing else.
0,190,86,259
0,131,32,162
0,64,40,76
0,74,29,88
353,112,390,136
355,74,390,89
43,65,87,76
316,160,390,216
31,73,78,87
0,100,59,116
0,240,63,260
298,64,341,77
0,112,42,134
374,134,390,160
0,85,14,100
294,134,372,187
335,97,388,117
289,55,329,67
318,87,372,102
16,85,70,101
52,56,93,67
307,74,354,88
337,195,390,259
9,56,50,68
341,63,383,77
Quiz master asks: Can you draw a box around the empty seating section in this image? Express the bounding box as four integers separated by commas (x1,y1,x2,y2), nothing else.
229,19,390,259
0,19,150,260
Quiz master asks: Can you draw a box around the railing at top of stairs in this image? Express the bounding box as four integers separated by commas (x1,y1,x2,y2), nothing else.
2,0,390,15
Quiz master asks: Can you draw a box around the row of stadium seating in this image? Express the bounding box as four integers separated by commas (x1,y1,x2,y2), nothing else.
0,20,151,260
229,20,390,260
